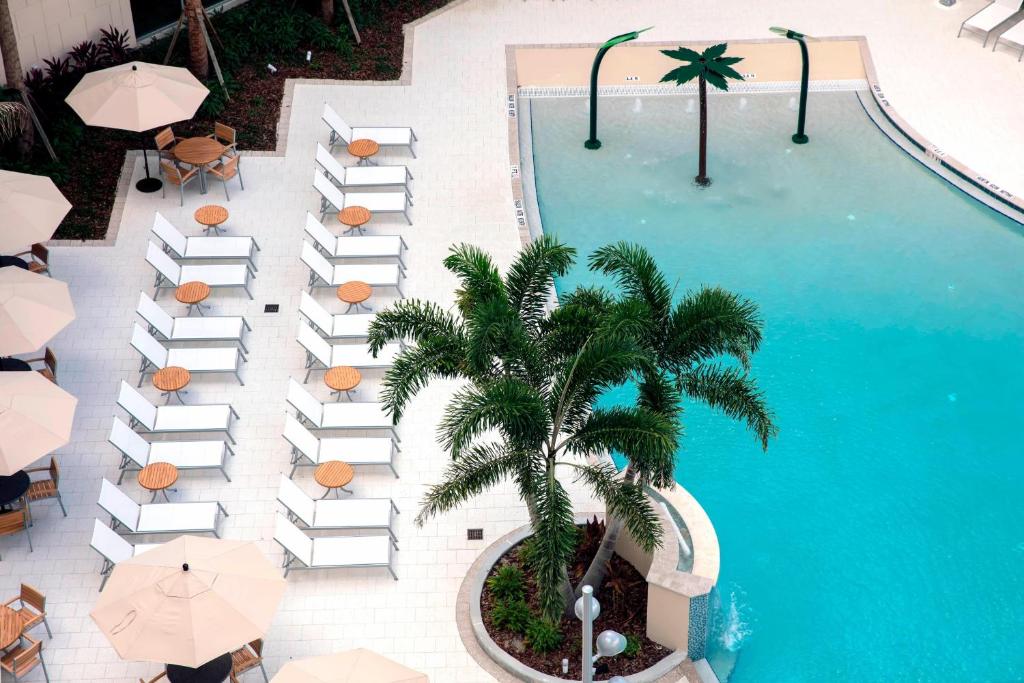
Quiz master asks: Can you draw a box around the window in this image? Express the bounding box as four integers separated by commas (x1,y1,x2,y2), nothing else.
130,0,232,40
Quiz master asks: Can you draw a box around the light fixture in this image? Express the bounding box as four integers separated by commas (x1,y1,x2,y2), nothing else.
595,630,628,658
769,26,811,144
574,592,601,622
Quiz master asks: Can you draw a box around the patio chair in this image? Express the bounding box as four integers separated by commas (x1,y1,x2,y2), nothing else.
146,241,255,300
3,584,51,639
154,127,183,161
160,161,200,206
285,378,398,439
0,509,31,559
24,458,66,518
993,17,1024,58
109,417,233,483
958,0,1024,46
209,122,239,159
230,639,267,682
297,321,400,382
282,414,398,478
273,513,396,579
206,156,244,201
313,169,411,224
22,347,56,383
277,476,399,541
322,103,416,157
139,674,166,683
298,291,374,340
314,143,412,196
98,479,228,537
11,244,50,276
152,212,260,270
0,634,49,682
303,212,408,269
130,323,246,387
117,380,239,443
90,519,161,590
300,242,404,294
137,292,251,353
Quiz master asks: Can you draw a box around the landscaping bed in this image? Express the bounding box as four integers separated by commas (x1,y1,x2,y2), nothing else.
481,518,672,679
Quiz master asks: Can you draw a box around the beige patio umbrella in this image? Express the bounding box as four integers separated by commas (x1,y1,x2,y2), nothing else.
0,267,75,356
0,170,71,253
65,61,209,193
272,649,429,683
0,371,77,476
91,535,286,667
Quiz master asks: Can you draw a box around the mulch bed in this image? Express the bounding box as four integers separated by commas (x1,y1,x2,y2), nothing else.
481,521,673,679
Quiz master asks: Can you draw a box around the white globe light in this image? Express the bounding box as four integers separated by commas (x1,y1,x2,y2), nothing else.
608,677,629,683
574,594,601,622
595,629,627,657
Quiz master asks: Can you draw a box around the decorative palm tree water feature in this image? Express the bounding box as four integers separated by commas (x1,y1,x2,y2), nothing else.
584,27,652,150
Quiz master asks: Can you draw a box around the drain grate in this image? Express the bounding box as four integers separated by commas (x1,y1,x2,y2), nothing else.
467,528,483,541
264,304,279,313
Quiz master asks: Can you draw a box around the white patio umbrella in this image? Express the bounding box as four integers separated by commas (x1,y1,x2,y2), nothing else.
272,649,429,683
0,170,71,252
0,267,75,356
0,371,77,476
65,61,209,193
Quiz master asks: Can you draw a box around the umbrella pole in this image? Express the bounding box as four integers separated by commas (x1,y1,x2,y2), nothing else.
136,131,162,193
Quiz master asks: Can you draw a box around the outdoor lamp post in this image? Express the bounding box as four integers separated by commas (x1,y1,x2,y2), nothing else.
575,585,627,683
585,27,652,150
770,26,811,144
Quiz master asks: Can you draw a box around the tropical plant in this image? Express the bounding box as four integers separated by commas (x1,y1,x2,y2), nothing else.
98,27,132,64
0,0,24,91
525,617,563,654
486,564,526,602
69,41,103,71
623,633,641,658
491,598,532,634
367,236,679,622
660,43,745,187
0,100,32,155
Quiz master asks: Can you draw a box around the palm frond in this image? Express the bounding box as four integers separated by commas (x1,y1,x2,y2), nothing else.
505,234,576,331
665,286,763,368
0,102,30,144
708,60,745,82
588,242,673,324
702,68,730,91
661,46,702,62
366,299,463,355
529,467,578,622
379,339,466,421
703,43,728,60
659,63,701,85
443,243,505,316
439,378,549,457
566,462,662,553
415,443,531,525
678,363,778,450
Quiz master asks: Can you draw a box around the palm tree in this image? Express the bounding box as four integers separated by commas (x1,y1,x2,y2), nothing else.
184,0,209,80
574,242,777,595
367,236,680,622
321,0,335,26
0,0,24,91
0,100,32,155
660,43,745,187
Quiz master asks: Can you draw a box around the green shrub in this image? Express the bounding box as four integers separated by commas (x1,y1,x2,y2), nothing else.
491,598,531,635
623,633,641,658
486,565,525,602
518,538,539,569
525,617,563,654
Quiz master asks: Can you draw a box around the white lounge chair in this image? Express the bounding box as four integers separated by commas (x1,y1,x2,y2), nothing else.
299,291,375,340
322,103,416,157
117,380,239,443
993,17,1024,58
109,417,233,483
90,519,160,590
98,479,228,537
273,513,396,579
297,321,400,383
301,242,404,296
282,414,398,478
286,378,398,439
151,212,260,270
959,0,1024,46
315,143,412,196
277,476,398,541
304,212,408,270
130,323,245,387
137,292,251,353
146,241,255,300
313,169,411,225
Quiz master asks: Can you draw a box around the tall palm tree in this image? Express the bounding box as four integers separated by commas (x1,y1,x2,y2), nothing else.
574,242,777,595
185,0,209,80
367,236,679,622
0,0,24,91
321,0,335,26
660,43,745,187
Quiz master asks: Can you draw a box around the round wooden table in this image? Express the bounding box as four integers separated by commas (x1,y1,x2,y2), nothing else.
314,460,354,499
347,138,379,166
174,137,227,193
338,205,372,236
337,281,372,314
324,366,361,401
153,366,191,404
176,281,211,316
0,605,20,650
138,462,178,502
194,205,229,235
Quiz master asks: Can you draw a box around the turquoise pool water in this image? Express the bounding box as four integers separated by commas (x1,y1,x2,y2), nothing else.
529,91,1024,682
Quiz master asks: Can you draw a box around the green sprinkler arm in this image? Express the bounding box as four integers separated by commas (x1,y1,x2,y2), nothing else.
585,27,653,150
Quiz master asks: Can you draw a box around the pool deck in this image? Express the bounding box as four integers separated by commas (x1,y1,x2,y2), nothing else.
7,0,1023,680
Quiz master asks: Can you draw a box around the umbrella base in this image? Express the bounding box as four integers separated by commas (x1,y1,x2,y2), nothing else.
136,177,163,193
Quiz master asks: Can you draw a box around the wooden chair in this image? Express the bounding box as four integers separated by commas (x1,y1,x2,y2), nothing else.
3,584,51,638
0,509,32,560
230,639,267,681
0,634,49,682
12,244,49,276
209,122,238,159
25,458,66,518
138,673,166,683
154,127,181,160
160,161,200,206
206,156,243,201
23,347,56,384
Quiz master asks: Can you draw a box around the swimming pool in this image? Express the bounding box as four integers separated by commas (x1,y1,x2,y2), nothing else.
528,91,1024,681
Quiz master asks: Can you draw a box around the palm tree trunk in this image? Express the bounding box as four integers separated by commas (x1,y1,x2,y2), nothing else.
185,0,209,80
696,76,710,186
574,463,636,598
0,0,24,90
321,0,335,25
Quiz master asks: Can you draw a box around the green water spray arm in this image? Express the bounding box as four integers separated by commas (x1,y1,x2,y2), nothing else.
770,26,812,144
585,26,653,150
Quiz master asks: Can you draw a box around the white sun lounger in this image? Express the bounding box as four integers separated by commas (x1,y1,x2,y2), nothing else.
98,479,228,537
313,169,411,225
286,378,398,439
282,414,398,478
130,323,245,386
297,321,400,382
109,417,233,483
993,17,1024,58
315,143,412,196
90,519,160,590
274,513,396,579
146,241,255,300
301,242,404,296
322,103,416,157
117,380,239,443
137,292,251,353
959,0,1024,45
151,212,260,270
299,291,375,340
304,212,408,270
277,476,399,541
